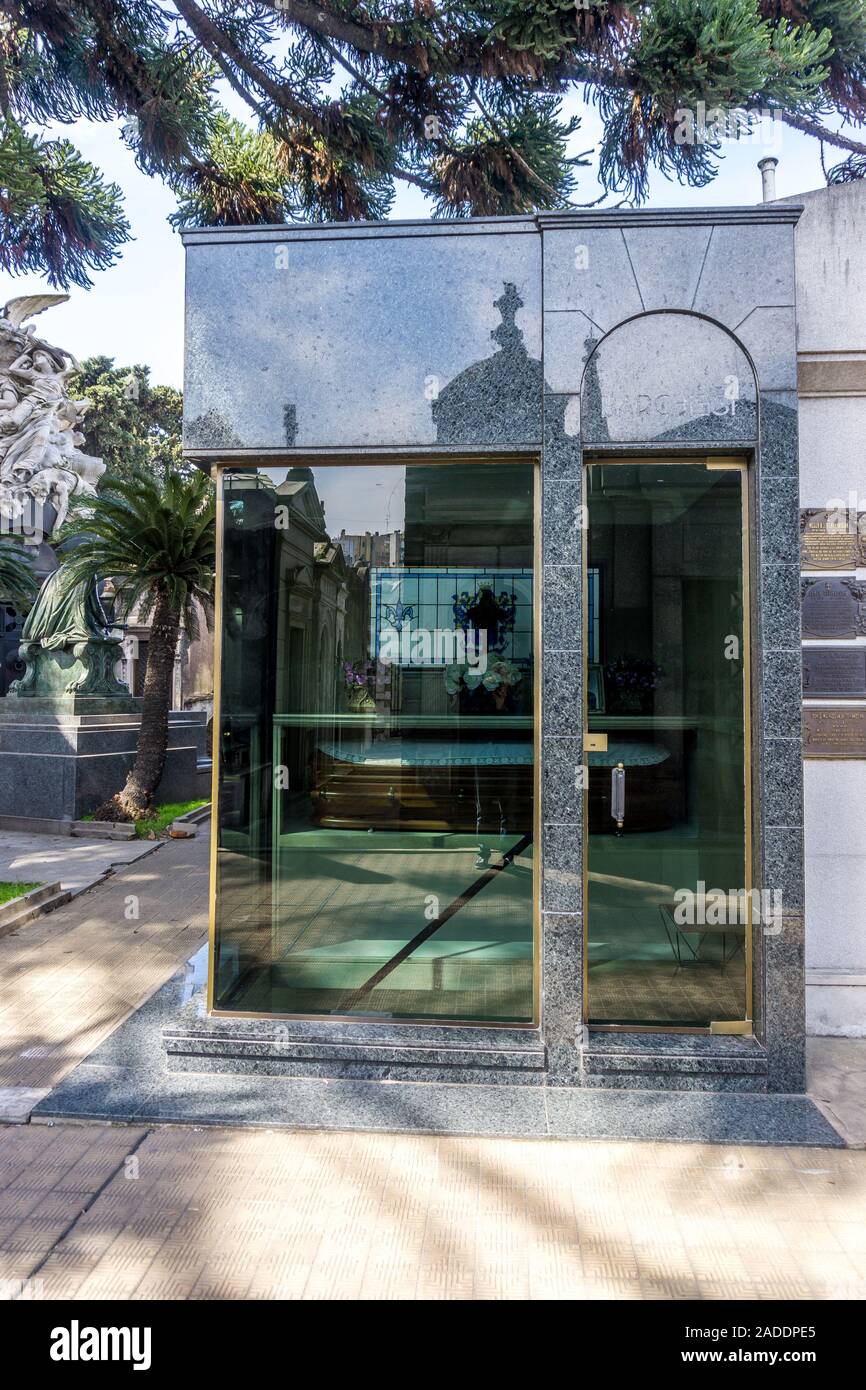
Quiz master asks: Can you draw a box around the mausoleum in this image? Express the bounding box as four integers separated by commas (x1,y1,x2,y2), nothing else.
169,201,814,1102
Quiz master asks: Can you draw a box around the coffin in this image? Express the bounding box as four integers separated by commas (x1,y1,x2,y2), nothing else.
310,735,532,832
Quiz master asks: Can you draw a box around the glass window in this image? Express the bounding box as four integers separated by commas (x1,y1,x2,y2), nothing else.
585,462,750,1028
214,463,536,1023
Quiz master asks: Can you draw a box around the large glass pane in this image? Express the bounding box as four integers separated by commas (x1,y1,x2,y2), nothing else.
214,463,536,1022
586,462,749,1028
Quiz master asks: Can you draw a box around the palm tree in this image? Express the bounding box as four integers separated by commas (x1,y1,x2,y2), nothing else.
61,467,215,820
0,538,37,608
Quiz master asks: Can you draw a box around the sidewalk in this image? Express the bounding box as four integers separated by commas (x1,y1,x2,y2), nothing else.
1,1123,865,1300
0,832,209,1116
0,829,158,894
0,831,863,1299
808,1037,866,1146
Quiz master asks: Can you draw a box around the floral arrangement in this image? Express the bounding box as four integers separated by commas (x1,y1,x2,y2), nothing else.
342,659,375,690
444,657,523,698
341,659,390,711
604,655,662,711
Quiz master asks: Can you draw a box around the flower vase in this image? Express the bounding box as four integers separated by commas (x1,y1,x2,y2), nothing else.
346,685,376,713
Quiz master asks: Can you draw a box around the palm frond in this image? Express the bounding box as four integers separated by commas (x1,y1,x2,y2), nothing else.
0,539,38,609
58,466,216,633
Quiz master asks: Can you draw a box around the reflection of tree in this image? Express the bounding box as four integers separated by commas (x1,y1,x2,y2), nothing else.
185,408,243,450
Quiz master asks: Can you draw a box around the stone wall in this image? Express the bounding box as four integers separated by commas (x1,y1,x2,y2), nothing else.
782,182,866,1036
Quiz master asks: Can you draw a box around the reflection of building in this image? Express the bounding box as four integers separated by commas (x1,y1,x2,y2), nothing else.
337,528,402,566
116,600,213,715
224,467,371,717
431,282,542,445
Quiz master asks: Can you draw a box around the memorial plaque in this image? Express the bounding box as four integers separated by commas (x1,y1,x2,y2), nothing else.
801,578,866,639
803,706,866,758
802,647,866,697
800,508,866,571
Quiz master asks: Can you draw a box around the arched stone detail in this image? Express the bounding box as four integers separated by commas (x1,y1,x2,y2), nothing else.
578,310,759,446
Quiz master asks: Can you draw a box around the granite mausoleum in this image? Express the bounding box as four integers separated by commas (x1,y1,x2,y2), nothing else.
164,199,824,1114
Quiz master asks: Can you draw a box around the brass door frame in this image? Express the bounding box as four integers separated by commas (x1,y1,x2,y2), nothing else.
206,457,542,1028
581,453,754,1035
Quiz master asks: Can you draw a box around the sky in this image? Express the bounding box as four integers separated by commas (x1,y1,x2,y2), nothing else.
0,90,831,390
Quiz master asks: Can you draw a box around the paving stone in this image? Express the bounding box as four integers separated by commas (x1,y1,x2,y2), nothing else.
0,832,209,1092
0,1086,51,1123
4,1122,863,1301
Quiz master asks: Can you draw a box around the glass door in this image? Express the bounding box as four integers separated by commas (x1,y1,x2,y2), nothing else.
584,459,751,1031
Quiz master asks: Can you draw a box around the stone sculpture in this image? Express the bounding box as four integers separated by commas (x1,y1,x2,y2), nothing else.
0,295,104,534
0,295,129,699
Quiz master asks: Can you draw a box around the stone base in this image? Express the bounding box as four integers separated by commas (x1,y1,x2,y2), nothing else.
163,997,547,1085
162,998,775,1093
580,1031,770,1093
26,953,843,1144
4,693,141,715
9,639,130,700
0,704,209,821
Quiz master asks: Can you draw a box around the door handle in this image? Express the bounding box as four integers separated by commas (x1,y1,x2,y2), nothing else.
611,762,625,831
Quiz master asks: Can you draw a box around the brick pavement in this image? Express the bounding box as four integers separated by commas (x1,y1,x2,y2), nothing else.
0,833,209,1093
0,824,865,1301
0,1124,864,1300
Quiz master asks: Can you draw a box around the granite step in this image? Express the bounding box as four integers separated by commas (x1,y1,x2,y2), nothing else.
164,1001,547,1085
581,1030,769,1092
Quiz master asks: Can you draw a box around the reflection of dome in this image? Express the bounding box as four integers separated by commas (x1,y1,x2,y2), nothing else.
432,282,543,446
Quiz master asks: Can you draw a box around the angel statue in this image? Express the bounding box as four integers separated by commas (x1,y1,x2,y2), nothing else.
0,294,105,538
0,296,129,700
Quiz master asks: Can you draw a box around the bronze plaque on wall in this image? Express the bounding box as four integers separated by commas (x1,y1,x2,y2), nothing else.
800,509,866,570
803,706,866,758
801,578,866,639
803,648,866,697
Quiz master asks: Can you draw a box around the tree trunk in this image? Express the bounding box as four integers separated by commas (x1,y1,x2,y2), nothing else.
116,588,180,818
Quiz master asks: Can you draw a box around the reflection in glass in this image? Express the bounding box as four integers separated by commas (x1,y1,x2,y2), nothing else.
586,463,749,1027
215,464,535,1022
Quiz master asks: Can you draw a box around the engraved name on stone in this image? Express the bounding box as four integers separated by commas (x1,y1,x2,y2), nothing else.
635,388,738,421
801,578,866,640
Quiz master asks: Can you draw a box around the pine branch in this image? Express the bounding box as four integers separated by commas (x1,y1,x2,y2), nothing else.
468,85,566,207
173,0,319,126
776,108,866,157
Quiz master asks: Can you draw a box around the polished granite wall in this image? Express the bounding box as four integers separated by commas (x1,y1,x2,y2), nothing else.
181,206,806,1096
183,219,541,453
536,207,804,1092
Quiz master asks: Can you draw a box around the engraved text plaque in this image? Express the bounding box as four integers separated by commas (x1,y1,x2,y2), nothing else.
802,648,866,697
803,706,866,758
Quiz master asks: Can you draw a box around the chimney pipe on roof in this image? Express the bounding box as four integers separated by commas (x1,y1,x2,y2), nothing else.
758,156,778,203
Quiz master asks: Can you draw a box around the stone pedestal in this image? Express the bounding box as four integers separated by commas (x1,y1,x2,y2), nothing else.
0,698,209,823
9,638,129,700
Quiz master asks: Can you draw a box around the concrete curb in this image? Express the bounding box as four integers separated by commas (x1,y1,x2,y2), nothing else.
0,880,71,939
0,814,135,840
169,803,211,838
70,820,136,840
